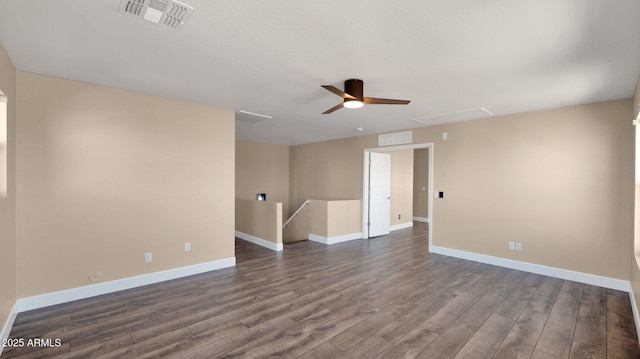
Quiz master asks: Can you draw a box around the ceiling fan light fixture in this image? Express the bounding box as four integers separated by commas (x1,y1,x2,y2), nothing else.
343,99,364,109
321,79,409,114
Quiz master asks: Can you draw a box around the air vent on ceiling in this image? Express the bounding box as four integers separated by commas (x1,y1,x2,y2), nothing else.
235,111,272,125
411,107,493,125
119,0,194,30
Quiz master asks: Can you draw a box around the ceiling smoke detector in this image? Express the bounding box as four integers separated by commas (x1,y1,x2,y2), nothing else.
119,0,194,30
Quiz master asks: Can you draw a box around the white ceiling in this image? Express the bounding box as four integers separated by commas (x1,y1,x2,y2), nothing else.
0,0,638,145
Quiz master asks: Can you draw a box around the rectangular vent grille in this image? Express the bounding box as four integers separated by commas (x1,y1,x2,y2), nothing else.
235,111,271,125
123,0,145,16
120,0,193,30
162,2,191,28
378,131,412,147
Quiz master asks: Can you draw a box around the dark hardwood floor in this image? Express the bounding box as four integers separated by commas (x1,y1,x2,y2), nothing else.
3,222,640,358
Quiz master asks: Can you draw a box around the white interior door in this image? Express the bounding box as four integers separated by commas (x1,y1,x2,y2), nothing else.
369,152,391,237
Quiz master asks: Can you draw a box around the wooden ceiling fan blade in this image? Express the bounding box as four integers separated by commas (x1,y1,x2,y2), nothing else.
322,85,357,100
322,103,344,114
363,97,411,105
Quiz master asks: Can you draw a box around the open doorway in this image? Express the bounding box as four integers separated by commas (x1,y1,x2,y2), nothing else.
362,143,434,251
412,148,430,224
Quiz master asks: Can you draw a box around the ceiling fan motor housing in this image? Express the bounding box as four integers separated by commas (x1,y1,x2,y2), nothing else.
345,79,364,99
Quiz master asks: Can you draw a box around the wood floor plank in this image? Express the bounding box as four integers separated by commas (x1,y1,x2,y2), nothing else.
376,290,458,344
336,334,392,359
93,327,194,359
269,303,379,358
57,334,133,359
375,326,439,359
293,342,343,359
493,273,545,321
492,307,549,358
171,314,295,359
327,299,412,352
216,309,336,358
4,223,638,359
421,269,529,358
569,341,605,359
606,289,640,359
527,276,564,314
535,315,575,358
452,315,514,359
420,290,484,334
607,290,640,340
531,349,565,359
571,285,607,356
534,280,583,358
416,320,476,359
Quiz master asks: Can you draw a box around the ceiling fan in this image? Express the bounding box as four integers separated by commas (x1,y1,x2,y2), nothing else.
321,79,410,114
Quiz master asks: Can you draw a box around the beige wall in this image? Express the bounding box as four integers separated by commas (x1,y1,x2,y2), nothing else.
285,199,361,241
289,135,376,208
632,75,640,319
428,101,633,279
389,149,413,226
288,136,373,241
413,148,429,219
236,140,289,217
16,71,235,297
327,200,362,237
635,77,640,119
235,199,282,244
0,42,16,335
290,100,633,280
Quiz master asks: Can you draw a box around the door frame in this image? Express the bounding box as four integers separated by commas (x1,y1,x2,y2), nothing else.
362,142,434,252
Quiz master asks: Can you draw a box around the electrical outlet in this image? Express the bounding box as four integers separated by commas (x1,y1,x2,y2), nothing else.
398,214,401,219
508,242,515,250
145,252,152,263
184,242,191,252
515,243,522,251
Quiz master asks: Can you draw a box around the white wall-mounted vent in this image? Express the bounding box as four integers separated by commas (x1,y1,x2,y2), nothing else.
119,0,194,30
379,131,412,147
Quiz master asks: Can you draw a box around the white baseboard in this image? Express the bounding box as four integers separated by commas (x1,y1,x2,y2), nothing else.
0,302,19,355
390,222,414,232
15,257,236,313
413,216,430,223
309,232,362,245
430,245,630,292
629,285,640,344
235,231,283,252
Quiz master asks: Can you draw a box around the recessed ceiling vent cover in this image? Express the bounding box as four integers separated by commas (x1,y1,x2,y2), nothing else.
235,111,272,125
119,0,194,30
411,107,493,126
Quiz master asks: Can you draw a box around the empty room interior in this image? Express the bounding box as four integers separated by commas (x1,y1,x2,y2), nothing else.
1,1,640,358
